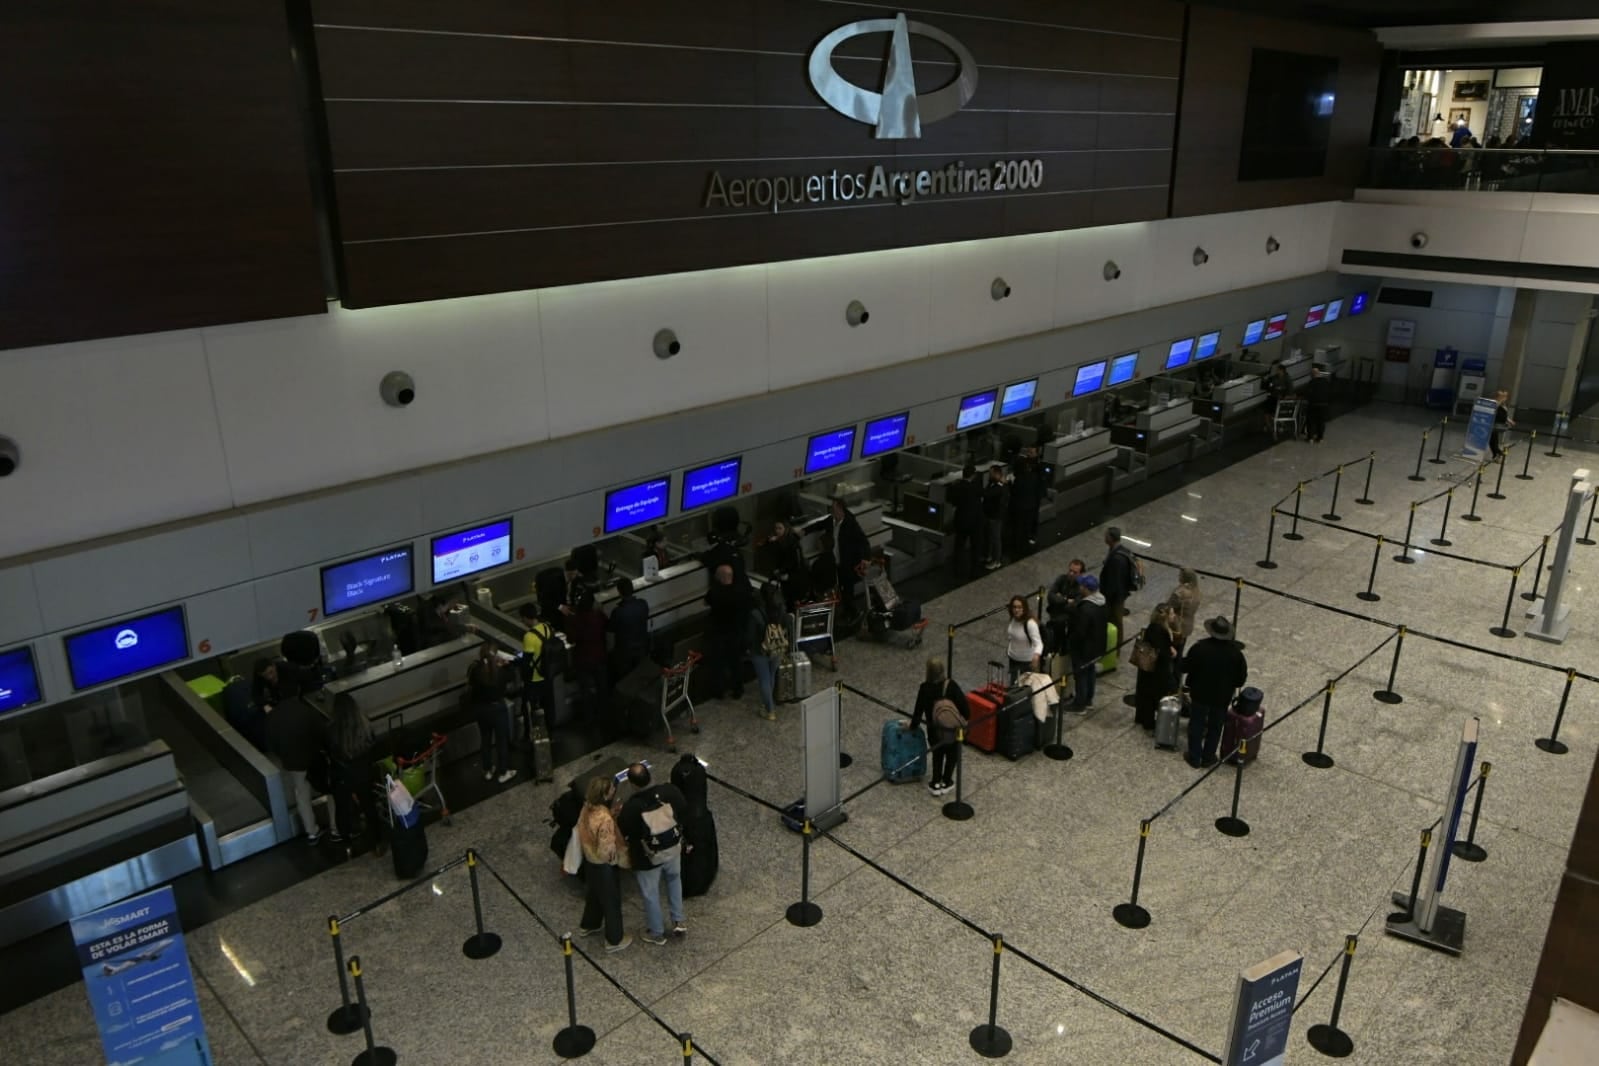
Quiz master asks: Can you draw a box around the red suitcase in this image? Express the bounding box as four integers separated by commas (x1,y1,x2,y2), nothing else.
964,682,1008,753
1221,687,1264,765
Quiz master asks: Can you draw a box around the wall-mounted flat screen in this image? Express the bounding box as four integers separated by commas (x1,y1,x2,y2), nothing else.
1324,298,1343,323
431,519,512,584
861,412,910,458
65,606,189,691
1238,49,1338,182
1196,331,1222,360
1107,352,1140,386
956,389,998,430
681,458,742,512
1304,304,1327,329
1349,292,1369,315
805,426,857,475
1264,313,1289,341
1072,361,1107,396
322,546,415,617
604,477,671,535
0,646,43,714
1164,338,1195,370
1242,319,1267,346
998,379,1038,418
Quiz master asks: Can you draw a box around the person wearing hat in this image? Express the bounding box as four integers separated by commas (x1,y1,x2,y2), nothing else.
1066,574,1109,711
1305,364,1331,444
1180,616,1249,768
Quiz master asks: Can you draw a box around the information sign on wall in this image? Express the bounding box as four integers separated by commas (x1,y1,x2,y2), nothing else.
1385,318,1416,363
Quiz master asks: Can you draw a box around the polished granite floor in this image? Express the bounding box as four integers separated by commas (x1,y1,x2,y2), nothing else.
7,406,1597,1065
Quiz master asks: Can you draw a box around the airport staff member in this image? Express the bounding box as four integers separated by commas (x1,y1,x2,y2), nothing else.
830,498,870,622
608,578,651,678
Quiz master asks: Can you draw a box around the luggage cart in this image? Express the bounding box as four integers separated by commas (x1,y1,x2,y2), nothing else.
1271,397,1304,441
793,597,839,671
660,651,702,753
864,559,928,649
378,731,451,827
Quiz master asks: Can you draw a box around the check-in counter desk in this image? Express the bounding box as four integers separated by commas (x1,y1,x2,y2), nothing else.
1110,399,1207,475
1192,377,1268,439
1042,428,1117,511
0,740,200,947
312,632,485,748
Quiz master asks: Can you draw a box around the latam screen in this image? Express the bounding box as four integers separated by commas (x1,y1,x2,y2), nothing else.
1264,313,1289,341
956,389,997,430
604,477,671,534
432,519,512,584
1196,331,1221,360
1304,304,1327,329
1324,298,1343,324
806,427,857,475
1107,352,1139,386
1072,361,1107,396
1164,338,1195,370
681,458,742,512
65,606,190,691
1241,319,1267,346
322,547,415,617
1349,292,1369,315
0,646,43,714
861,412,909,458
999,379,1037,418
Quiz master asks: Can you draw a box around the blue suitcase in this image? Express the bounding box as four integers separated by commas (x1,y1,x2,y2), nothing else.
881,719,928,782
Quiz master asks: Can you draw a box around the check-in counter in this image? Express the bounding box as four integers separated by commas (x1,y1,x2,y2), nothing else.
314,632,483,743
1110,399,1204,475
1192,377,1268,439
1042,427,1117,511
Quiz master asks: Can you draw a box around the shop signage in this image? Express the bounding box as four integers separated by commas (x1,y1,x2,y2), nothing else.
1385,318,1415,363
704,158,1045,213
1533,44,1599,148
808,13,978,139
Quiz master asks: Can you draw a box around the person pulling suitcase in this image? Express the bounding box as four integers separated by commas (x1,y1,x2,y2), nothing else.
1179,617,1248,769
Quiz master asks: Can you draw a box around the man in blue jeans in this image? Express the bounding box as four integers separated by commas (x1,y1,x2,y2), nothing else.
1180,616,1248,768
1067,575,1109,710
617,762,689,945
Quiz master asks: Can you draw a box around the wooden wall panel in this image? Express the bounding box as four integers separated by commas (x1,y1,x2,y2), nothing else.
0,1,325,351
310,0,1185,307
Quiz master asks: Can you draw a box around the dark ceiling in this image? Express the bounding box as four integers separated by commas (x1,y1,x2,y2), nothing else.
1194,0,1598,28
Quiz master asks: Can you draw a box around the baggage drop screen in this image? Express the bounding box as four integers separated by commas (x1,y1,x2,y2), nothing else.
1107,353,1139,386
805,427,857,475
681,458,742,512
431,520,512,584
861,413,909,458
604,478,671,534
957,389,998,429
322,547,415,617
1242,319,1267,346
0,646,42,714
65,606,190,690
1196,331,1221,360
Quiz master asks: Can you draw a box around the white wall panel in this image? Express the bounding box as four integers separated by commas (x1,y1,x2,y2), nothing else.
0,566,43,648
1517,208,1599,268
245,478,425,576
923,233,1059,356
1053,222,1155,325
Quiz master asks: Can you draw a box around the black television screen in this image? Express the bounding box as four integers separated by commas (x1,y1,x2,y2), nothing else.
1238,49,1339,182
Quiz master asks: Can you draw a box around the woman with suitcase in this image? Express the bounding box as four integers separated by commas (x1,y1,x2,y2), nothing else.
1132,604,1179,732
1002,596,1044,685
908,657,969,796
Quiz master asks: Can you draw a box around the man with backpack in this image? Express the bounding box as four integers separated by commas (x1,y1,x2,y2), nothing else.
617,762,690,945
519,603,568,729
1099,526,1143,628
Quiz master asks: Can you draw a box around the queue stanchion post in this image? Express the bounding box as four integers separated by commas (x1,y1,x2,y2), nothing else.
786,821,823,927
1429,489,1454,547
947,625,956,687
944,730,977,819
1257,510,1280,570
1489,567,1520,639
552,935,597,1059
1323,465,1344,522
1522,536,1550,602
1302,681,1336,770
1452,762,1491,863
1283,482,1306,541
1389,830,1432,923
1356,451,1376,505
1041,692,1073,764
326,916,368,1036
968,934,1014,1059
347,957,397,1066
838,679,852,769
1516,431,1537,480
1356,537,1384,603
1578,490,1598,547
1393,504,1417,565
1305,936,1359,1058
1373,627,1406,704
1488,450,1508,500
1546,412,1564,457
681,1034,694,1065
1409,431,1428,482
1231,577,1245,649
1112,820,1153,929
461,849,502,960
1215,740,1251,838
1429,418,1448,464
1535,669,1576,755
1461,463,1486,522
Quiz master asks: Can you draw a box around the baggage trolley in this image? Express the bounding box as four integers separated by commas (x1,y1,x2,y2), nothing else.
1271,397,1304,441
864,559,927,648
378,731,452,827
793,597,839,671
660,651,702,753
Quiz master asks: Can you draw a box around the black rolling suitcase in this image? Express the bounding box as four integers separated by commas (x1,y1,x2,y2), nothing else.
680,808,719,897
390,817,429,880
995,687,1036,761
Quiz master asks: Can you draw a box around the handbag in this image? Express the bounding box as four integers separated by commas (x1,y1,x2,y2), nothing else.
762,622,789,659
562,826,583,876
385,773,416,819
1130,632,1160,672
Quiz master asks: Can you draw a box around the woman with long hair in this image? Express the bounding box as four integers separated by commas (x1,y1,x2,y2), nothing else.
1166,568,1202,654
1003,595,1043,685
576,775,632,953
907,656,969,797
1133,603,1179,732
325,693,374,844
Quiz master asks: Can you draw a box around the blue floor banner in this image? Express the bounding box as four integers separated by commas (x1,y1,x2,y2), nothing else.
70,886,212,1066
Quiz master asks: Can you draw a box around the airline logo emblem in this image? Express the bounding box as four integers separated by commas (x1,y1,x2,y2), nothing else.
114,629,139,650
807,13,978,139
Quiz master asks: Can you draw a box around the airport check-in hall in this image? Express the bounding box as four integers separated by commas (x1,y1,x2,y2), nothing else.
4,2,1599,1064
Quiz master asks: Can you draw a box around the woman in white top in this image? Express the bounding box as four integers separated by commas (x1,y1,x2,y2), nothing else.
1004,595,1044,685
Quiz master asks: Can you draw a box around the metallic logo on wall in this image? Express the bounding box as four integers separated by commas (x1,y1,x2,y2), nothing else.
807,13,978,139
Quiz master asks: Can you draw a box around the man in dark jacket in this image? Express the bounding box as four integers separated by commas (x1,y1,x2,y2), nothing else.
1067,575,1109,710
1044,558,1086,655
1181,616,1249,768
617,762,690,943
703,564,752,700
1099,527,1139,628
981,464,1009,570
946,465,983,579
1305,364,1331,443
830,498,870,622
761,520,810,611
1007,450,1043,557
266,694,328,842
608,578,651,677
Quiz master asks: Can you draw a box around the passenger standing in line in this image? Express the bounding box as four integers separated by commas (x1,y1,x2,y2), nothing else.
325,693,374,844
519,603,556,726
1098,527,1139,629
1305,364,1331,444
831,498,870,623
1067,575,1109,711
748,581,789,721
533,566,568,632
617,763,689,945
1165,568,1203,655
569,590,610,726
1003,595,1044,685
762,520,810,612
907,656,969,797
1490,388,1516,459
981,464,1009,570
576,776,632,953
1181,616,1249,769
1044,558,1085,656
467,640,517,784
251,658,284,715
1133,604,1179,732
1007,449,1042,556
947,464,983,579
607,578,651,679
703,564,752,701
265,691,328,843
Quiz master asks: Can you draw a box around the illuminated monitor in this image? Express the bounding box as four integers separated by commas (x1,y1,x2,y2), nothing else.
65,606,190,691
1242,319,1267,346
956,389,998,430
0,646,43,714
604,477,671,535
805,426,857,475
1304,304,1327,329
1196,331,1221,360
998,379,1038,418
1107,352,1140,386
1263,313,1289,340
1324,298,1343,323
1349,292,1369,315
1072,361,1107,396
322,546,415,617
680,458,742,512
861,413,909,458
1164,338,1195,370
431,519,512,585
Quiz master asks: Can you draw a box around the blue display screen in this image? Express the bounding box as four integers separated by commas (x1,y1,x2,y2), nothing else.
805,427,857,475
431,520,512,584
1107,353,1139,386
0,646,42,713
1349,292,1369,315
861,413,909,458
321,547,415,617
956,390,997,429
1196,331,1221,360
65,606,189,691
1072,362,1107,396
999,379,1037,418
681,458,742,512
1164,338,1195,370
1324,299,1343,324
605,477,671,534
1242,319,1266,346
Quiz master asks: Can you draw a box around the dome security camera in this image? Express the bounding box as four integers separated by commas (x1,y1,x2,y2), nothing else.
990,277,1012,301
1265,236,1281,254
1411,232,1429,249
1192,246,1209,267
653,329,681,359
846,300,870,327
379,371,416,408
0,437,18,477
1103,261,1121,282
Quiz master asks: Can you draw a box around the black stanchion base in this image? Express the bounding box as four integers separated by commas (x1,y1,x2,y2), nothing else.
1489,626,1516,639
462,932,502,960
1428,457,1447,466
1302,751,1335,769
1407,474,1426,483
1323,513,1342,522
786,902,823,928
1355,592,1381,603
839,753,852,769
1112,903,1152,930
1282,532,1305,542
553,1025,598,1059
1042,743,1074,762
1356,497,1375,505
1215,816,1251,838
1521,590,1539,601
353,1048,399,1066
1546,450,1563,458
1452,841,1488,863
1373,690,1403,705
1256,560,1279,570
1534,737,1569,755
969,1024,1014,1059
1392,555,1415,565
1515,474,1535,482
327,1004,369,1036
1461,514,1483,523
1429,537,1453,547
1307,1023,1355,1058
1579,538,1597,547
1487,492,1507,501
943,800,975,821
